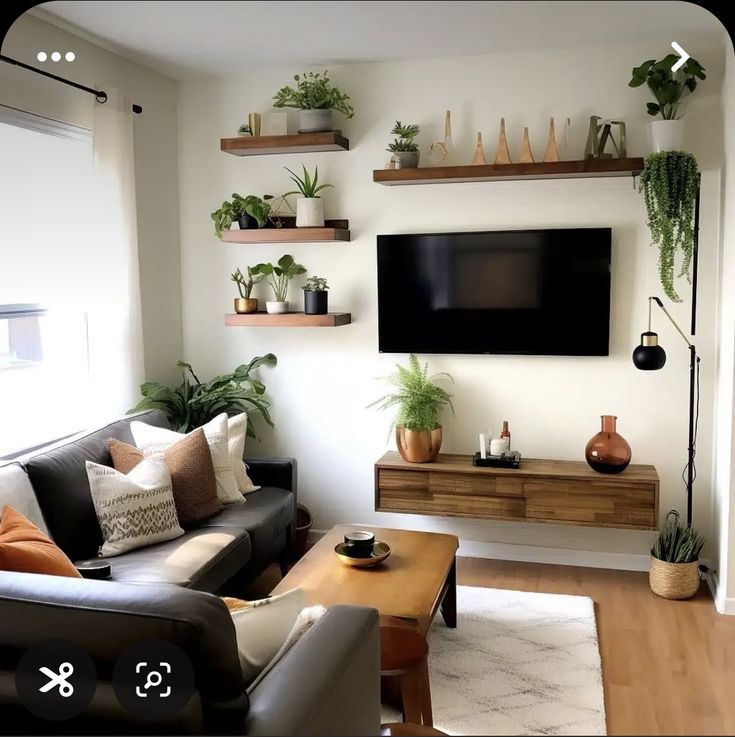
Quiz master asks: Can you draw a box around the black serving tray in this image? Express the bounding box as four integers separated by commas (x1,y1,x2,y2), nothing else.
472,451,521,469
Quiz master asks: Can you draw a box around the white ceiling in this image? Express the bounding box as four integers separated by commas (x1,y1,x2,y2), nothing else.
36,1,725,79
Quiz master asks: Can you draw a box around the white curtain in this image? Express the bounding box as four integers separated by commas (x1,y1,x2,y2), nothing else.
87,89,145,422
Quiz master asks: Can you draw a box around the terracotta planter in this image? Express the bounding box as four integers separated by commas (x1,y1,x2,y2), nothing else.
396,425,442,463
234,297,258,314
649,556,700,600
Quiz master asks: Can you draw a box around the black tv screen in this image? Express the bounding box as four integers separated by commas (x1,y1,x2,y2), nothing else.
377,228,611,356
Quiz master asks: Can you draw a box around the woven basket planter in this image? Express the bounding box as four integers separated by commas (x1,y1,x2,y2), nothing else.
649,556,700,599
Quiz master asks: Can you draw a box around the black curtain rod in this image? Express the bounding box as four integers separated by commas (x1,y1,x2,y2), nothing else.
0,54,142,114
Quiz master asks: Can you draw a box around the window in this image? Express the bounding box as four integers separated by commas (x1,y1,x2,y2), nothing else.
0,108,95,457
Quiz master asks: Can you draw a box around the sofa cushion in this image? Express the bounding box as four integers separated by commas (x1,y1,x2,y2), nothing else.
22,410,170,562
198,487,295,563
74,528,252,591
0,463,48,534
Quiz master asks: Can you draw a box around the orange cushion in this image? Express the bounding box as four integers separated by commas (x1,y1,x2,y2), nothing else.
0,506,81,578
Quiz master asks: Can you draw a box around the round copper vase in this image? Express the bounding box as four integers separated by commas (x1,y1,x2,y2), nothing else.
234,298,258,314
396,426,442,463
585,415,631,474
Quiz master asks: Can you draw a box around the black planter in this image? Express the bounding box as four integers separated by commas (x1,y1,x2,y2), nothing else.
237,213,253,229
304,290,328,315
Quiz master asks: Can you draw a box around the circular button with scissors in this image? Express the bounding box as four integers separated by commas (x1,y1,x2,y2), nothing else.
15,640,97,721
39,661,75,698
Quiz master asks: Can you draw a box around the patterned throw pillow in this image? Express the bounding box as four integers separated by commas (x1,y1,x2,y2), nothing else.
131,414,243,505
107,429,222,526
86,457,184,557
228,414,260,495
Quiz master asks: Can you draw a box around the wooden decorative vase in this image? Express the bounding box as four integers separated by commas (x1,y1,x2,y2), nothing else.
649,557,700,600
396,426,442,463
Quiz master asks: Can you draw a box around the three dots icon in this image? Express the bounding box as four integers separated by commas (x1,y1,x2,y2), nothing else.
37,51,76,62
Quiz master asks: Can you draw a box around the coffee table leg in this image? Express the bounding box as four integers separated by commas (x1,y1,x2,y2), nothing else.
440,558,457,628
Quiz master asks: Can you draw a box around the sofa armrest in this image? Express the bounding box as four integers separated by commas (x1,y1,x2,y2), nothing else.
246,605,381,737
245,457,297,497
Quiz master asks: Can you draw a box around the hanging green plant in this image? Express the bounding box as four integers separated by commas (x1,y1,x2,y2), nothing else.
639,151,699,302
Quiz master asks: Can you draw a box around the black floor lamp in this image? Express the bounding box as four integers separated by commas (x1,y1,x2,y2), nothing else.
632,297,700,527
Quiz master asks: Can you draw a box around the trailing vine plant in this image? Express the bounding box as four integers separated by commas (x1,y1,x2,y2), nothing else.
639,152,699,302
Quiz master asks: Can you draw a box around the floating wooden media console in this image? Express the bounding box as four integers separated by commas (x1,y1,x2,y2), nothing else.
374,452,659,530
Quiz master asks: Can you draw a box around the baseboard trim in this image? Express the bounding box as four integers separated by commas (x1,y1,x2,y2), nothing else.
307,529,649,571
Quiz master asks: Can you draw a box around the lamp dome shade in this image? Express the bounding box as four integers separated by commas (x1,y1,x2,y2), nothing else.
632,331,666,370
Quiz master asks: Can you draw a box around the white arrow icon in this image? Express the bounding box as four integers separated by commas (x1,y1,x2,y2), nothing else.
671,41,690,72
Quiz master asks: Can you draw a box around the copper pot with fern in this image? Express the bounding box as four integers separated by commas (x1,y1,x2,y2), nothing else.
369,354,454,465
396,425,443,463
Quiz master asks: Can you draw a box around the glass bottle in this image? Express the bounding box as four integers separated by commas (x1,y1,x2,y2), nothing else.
585,415,631,474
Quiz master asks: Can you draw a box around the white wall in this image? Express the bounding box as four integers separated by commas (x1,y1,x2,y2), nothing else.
178,36,725,568
713,36,735,613
1,13,183,384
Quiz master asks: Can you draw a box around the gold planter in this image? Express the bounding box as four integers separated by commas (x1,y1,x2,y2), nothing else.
234,298,258,314
649,556,700,600
396,425,442,463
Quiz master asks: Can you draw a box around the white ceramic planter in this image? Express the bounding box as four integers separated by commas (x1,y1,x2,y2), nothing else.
650,119,685,152
296,197,325,227
266,301,289,314
298,109,333,133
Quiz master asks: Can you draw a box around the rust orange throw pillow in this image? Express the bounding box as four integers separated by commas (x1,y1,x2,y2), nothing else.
0,506,81,577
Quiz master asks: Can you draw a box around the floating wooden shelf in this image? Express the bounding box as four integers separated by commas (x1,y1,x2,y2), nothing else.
221,219,350,243
225,312,351,327
221,131,349,156
373,158,645,186
375,451,659,530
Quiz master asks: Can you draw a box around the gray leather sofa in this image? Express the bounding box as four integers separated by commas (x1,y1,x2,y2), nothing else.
0,411,381,735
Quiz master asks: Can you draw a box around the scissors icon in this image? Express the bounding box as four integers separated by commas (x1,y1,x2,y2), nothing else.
38,662,74,698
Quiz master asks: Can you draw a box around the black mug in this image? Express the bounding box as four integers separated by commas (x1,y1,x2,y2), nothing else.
344,530,375,558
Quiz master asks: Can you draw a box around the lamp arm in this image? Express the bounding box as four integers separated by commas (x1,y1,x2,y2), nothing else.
649,297,693,348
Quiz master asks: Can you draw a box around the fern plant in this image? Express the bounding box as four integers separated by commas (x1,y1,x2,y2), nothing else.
369,354,454,432
128,356,276,439
639,152,699,302
651,510,705,563
387,121,421,153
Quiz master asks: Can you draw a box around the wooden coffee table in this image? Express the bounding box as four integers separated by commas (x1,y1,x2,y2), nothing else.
271,525,459,635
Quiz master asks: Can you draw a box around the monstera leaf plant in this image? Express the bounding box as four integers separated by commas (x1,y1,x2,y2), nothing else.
129,355,277,438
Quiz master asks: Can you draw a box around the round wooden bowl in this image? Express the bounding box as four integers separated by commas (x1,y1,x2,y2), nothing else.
334,541,391,568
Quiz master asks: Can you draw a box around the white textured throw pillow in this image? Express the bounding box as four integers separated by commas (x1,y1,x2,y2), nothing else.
229,588,305,685
86,458,184,557
228,413,260,494
131,414,243,505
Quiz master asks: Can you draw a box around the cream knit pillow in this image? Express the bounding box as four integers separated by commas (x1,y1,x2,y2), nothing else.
228,413,260,495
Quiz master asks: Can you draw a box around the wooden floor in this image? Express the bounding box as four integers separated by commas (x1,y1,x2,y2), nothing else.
458,558,735,736
253,556,735,735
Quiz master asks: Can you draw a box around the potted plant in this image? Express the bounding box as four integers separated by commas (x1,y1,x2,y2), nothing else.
303,276,329,315
368,354,454,463
272,70,354,133
129,355,276,438
284,165,333,227
649,510,705,599
639,151,699,302
255,254,307,314
387,121,421,168
628,54,706,152
231,266,265,314
211,194,271,238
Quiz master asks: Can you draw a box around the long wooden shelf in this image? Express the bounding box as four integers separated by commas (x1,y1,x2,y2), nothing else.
221,131,349,156
375,451,659,530
225,312,351,327
221,220,350,243
373,158,644,185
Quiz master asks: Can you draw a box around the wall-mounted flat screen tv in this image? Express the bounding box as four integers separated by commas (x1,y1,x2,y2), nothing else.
377,228,611,356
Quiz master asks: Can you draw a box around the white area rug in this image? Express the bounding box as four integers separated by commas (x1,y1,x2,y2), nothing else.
384,585,606,736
